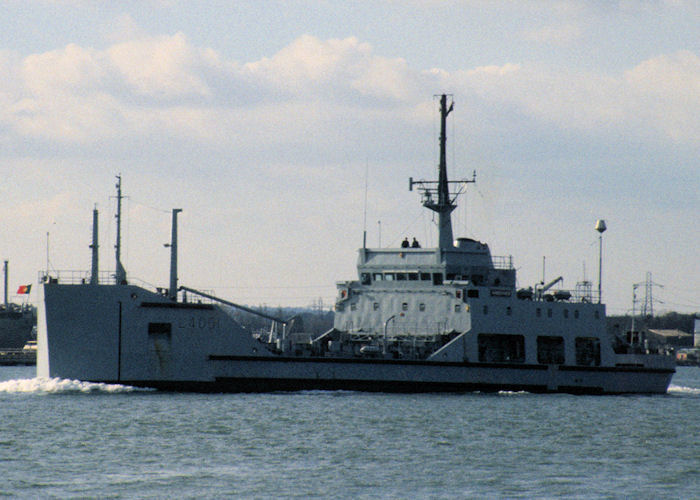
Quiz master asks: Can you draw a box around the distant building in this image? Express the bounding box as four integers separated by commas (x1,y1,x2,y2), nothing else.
694,318,700,348
647,329,694,349
676,348,700,366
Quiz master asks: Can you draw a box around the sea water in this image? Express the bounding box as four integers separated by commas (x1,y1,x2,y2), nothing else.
1,365,698,499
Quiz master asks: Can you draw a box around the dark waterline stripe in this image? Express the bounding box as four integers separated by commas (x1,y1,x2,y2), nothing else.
208,355,549,370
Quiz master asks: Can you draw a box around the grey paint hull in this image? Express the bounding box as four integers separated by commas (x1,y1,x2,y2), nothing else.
0,312,34,349
38,283,674,394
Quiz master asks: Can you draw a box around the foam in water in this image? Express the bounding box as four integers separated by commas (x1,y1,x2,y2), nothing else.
0,377,143,394
497,390,530,396
668,384,700,396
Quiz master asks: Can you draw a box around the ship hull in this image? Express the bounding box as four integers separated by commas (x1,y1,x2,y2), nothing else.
38,283,674,394
126,363,674,395
0,311,34,349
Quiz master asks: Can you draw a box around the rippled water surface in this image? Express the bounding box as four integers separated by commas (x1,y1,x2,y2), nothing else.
1,365,699,498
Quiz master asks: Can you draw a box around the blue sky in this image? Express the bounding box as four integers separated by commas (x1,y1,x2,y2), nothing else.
0,0,698,314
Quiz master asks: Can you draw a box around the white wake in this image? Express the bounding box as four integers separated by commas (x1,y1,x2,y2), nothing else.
668,384,700,396
0,377,144,394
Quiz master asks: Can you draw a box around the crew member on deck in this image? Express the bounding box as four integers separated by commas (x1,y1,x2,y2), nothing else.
411,237,421,248
401,237,409,248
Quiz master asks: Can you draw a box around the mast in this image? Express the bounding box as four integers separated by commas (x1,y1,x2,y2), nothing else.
114,175,127,285
167,208,182,300
434,95,456,248
409,94,475,250
3,260,7,308
90,206,99,285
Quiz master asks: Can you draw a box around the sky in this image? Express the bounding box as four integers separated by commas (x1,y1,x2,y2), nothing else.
0,0,698,315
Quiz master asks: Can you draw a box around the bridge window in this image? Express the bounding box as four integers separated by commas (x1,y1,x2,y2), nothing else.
537,336,565,364
408,273,419,281
396,273,407,281
420,273,431,281
384,273,395,281
373,273,383,281
361,273,371,285
478,334,525,363
433,273,443,285
575,337,601,366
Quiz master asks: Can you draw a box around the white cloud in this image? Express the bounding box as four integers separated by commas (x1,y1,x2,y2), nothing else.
22,43,107,95
0,33,698,152
1,34,429,148
447,52,699,144
107,33,215,99
243,35,417,101
624,50,700,143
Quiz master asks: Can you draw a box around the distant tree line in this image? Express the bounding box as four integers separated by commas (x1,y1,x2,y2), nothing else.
230,305,335,336
607,311,697,335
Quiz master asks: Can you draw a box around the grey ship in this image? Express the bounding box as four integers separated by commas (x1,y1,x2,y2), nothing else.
38,95,675,393
1,261,35,349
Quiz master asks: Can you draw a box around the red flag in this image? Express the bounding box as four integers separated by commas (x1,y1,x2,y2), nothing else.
16,284,31,294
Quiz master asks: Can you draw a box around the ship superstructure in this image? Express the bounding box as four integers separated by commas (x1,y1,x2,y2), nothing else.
37,95,675,393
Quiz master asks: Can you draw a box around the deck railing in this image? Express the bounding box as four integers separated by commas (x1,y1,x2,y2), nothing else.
38,270,163,294
528,288,600,304
39,269,112,285
492,255,514,270
37,270,222,305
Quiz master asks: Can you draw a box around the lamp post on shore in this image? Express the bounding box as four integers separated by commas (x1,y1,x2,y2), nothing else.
595,219,607,304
